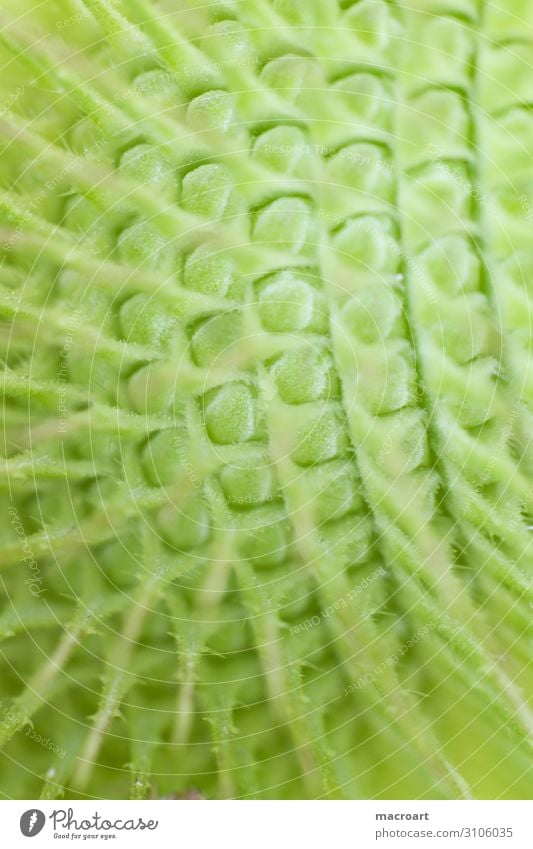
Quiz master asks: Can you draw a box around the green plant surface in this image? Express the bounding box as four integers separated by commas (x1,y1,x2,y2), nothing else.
0,0,531,800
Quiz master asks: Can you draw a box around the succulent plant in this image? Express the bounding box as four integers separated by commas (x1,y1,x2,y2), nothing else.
0,0,531,800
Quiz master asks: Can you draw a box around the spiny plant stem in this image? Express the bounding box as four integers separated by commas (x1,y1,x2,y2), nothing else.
0,610,90,748
72,529,181,790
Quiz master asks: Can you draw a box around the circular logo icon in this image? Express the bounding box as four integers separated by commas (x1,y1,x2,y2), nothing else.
20,810,46,837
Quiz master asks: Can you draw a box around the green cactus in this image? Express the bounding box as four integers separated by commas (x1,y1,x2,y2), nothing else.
0,0,531,800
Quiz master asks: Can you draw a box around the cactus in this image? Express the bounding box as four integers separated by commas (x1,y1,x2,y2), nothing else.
0,0,531,800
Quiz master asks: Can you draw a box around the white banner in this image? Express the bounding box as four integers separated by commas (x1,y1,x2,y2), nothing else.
1,800,531,848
